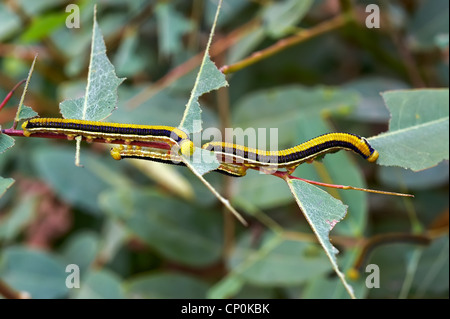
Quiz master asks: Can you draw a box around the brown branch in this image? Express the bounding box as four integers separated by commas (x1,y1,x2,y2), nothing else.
0,279,28,299
0,44,50,60
220,14,351,74
348,232,432,279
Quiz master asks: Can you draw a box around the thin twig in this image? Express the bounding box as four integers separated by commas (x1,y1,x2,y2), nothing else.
0,79,26,112
273,170,414,197
348,232,431,279
0,279,27,299
220,14,351,74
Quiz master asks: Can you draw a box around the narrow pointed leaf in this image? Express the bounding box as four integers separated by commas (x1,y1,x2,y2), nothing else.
18,105,38,120
369,89,449,171
0,132,15,154
0,176,15,198
287,178,355,298
60,9,124,120
179,0,228,134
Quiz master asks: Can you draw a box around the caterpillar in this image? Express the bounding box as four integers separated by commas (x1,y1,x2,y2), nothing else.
22,118,194,156
110,145,247,177
22,119,379,173
202,132,379,169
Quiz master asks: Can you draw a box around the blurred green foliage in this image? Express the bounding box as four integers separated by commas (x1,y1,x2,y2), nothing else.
0,0,448,299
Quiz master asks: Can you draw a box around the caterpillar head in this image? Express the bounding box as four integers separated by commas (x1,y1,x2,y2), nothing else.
179,140,195,157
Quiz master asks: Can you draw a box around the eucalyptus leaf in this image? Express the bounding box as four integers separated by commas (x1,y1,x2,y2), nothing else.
155,2,193,57
287,179,355,298
0,246,69,299
180,55,228,134
0,176,15,198
20,12,67,43
100,187,224,267
18,105,38,120
32,146,114,215
0,133,15,155
125,272,209,299
262,0,313,37
73,270,123,299
60,9,125,120
228,232,331,286
408,0,449,50
0,3,21,41
0,195,36,242
369,89,449,171
61,231,100,275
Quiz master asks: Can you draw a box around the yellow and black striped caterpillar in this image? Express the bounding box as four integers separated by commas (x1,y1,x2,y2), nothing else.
22,118,379,177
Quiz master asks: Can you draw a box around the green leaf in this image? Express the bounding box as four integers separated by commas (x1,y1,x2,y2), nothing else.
155,2,193,57
32,146,114,215
0,246,69,299
96,219,128,264
184,147,220,176
228,232,331,286
366,240,446,298
210,232,332,298
227,28,266,65
180,56,228,134
233,284,277,299
176,0,244,225
179,0,228,134
125,272,209,299
205,0,249,27
378,161,449,190
0,133,15,155
317,153,368,236
18,105,38,120
20,12,67,43
113,27,149,78
0,176,15,198
233,170,294,210
413,235,449,297
60,8,125,120
287,179,355,298
408,0,449,50
369,89,449,171
100,187,224,267
73,270,124,299
262,0,313,37
302,248,367,299
0,195,36,242
0,3,21,41
342,76,409,123
207,275,245,299
61,231,100,275
16,0,67,16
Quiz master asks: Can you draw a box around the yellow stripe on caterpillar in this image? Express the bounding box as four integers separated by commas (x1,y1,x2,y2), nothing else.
22,118,194,156
110,145,247,177
202,132,379,168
